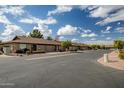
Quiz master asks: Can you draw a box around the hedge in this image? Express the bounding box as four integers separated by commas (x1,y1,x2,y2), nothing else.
119,50,124,59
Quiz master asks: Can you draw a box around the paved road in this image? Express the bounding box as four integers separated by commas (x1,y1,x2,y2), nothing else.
0,50,124,88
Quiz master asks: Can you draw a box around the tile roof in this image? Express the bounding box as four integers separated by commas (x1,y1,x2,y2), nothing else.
10,36,61,45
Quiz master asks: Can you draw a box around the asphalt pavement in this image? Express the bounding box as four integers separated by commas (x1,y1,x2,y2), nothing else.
0,50,124,88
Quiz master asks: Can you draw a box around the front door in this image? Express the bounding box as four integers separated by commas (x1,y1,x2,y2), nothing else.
31,44,37,51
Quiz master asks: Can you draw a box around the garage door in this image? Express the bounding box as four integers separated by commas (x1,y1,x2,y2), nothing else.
3,46,11,55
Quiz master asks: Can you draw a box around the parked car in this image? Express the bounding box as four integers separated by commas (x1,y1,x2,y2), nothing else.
16,48,30,54
0,48,3,54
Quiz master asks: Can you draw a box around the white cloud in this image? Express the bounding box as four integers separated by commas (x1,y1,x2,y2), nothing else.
33,23,52,37
0,15,11,24
88,5,124,25
106,37,111,40
101,30,110,34
0,6,25,16
0,6,25,25
71,38,79,43
95,7,124,25
78,28,93,34
87,6,99,11
20,16,57,37
79,5,89,10
89,5,124,18
84,40,113,45
90,38,96,41
1,24,25,36
48,5,89,16
106,26,112,31
19,18,34,24
19,16,41,24
19,16,57,25
81,33,97,37
101,26,112,34
115,27,124,33
58,36,65,41
41,17,57,25
0,6,26,41
82,29,92,33
1,24,25,41
48,5,73,16
117,22,121,25
90,6,108,18
26,32,30,36
57,25,77,35
80,28,97,38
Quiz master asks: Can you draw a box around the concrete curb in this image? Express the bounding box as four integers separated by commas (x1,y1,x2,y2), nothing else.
0,54,16,58
97,51,124,71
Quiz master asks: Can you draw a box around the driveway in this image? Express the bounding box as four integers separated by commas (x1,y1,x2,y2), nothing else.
0,50,124,88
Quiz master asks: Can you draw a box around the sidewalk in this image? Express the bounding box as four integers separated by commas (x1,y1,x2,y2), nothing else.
0,50,85,58
98,50,124,70
43,51,71,55
0,54,16,58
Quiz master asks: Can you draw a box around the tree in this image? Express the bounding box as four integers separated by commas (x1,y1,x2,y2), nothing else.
90,44,101,49
61,40,72,51
47,36,53,40
29,29,44,38
101,45,106,49
114,40,124,50
90,44,97,49
97,45,101,49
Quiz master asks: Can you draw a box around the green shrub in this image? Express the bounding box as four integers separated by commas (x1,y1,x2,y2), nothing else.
119,51,124,59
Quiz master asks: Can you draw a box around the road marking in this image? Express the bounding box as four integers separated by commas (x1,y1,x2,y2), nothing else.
25,53,76,61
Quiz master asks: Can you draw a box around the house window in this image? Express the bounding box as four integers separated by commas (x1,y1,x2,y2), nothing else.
32,44,37,51
19,44,26,49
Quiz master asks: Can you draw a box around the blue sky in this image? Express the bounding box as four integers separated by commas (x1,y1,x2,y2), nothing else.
0,5,124,44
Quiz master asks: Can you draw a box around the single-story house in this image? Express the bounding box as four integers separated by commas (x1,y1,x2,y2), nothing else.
69,43,89,51
104,45,114,49
0,36,62,55
0,36,89,55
